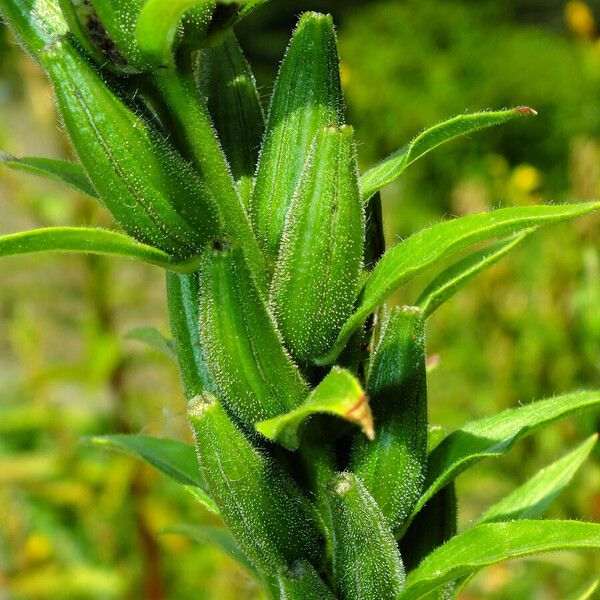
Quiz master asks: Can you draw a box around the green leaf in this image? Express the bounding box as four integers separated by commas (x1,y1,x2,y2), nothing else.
360,107,537,203
136,0,210,65
413,391,600,522
564,579,600,600
256,367,373,451
416,232,532,318
125,327,176,360
0,227,200,272
399,520,600,600
0,152,97,198
88,434,219,515
317,202,600,364
164,524,257,576
477,434,598,524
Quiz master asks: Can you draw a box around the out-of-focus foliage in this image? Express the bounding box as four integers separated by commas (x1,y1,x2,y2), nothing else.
1,1,599,598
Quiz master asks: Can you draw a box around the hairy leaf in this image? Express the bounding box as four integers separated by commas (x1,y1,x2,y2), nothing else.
361,107,537,203
478,434,598,524
413,391,600,521
125,327,176,360
89,434,219,514
256,367,373,451
278,561,336,600
318,202,600,364
165,524,257,575
416,232,532,318
0,152,97,198
399,520,600,600
0,227,200,272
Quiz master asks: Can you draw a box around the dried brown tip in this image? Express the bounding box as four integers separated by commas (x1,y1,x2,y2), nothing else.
515,106,538,116
345,393,375,441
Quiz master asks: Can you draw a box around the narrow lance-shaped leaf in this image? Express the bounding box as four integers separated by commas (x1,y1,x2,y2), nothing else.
327,472,405,600
167,272,214,400
416,231,532,319
0,152,98,199
0,227,200,272
413,391,600,522
252,11,345,263
40,39,222,258
317,202,600,364
361,107,537,203
256,367,373,451
197,32,265,206
198,245,309,429
351,305,428,531
125,327,176,361
89,434,219,515
398,520,600,600
271,125,365,363
189,393,322,572
477,434,598,524
164,524,257,576
278,561,336,600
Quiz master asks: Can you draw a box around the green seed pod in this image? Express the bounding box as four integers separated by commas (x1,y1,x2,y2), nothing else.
189,393,322,572
271,125,364,364
166,272,214,400
350,305,428,531
196,32,265,206
251,11,345,263
278,561,336,600
327,472,405,600
198,245,309,429
40,39,221,258
58,0,152,74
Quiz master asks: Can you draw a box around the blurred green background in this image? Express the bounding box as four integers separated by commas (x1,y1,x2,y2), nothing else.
1,1,600,598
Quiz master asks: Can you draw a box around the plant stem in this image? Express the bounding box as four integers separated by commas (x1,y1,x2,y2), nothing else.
152,66,269,293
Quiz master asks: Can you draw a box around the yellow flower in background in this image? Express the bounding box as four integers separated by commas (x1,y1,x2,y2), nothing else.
566,1,596,39
511,164,542,194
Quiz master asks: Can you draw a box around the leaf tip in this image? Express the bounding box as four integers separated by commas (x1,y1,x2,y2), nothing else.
515,106,538,116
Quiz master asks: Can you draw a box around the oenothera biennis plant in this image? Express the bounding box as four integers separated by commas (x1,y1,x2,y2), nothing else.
1,1,600,598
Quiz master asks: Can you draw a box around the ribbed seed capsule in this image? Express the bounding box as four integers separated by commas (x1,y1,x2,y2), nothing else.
327,472,405,600
271,125,365,364
251,11,345,262
189,394,322,572
350,306,428,531
198,245,309,429
40,40,221,258
278,561,336,600
196,32,265,207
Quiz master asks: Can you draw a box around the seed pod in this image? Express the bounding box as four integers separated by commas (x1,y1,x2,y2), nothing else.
166,272,214,400
58,0,152,73
196,32,265,206
40,39,221,258
189,393,322,572
350,305,428,531
252,11,345,262
271,125,364,364
198,245,309,429
327,472,405,600
278,561,336,600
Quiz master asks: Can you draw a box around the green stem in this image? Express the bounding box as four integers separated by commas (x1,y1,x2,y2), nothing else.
152,67,269,292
